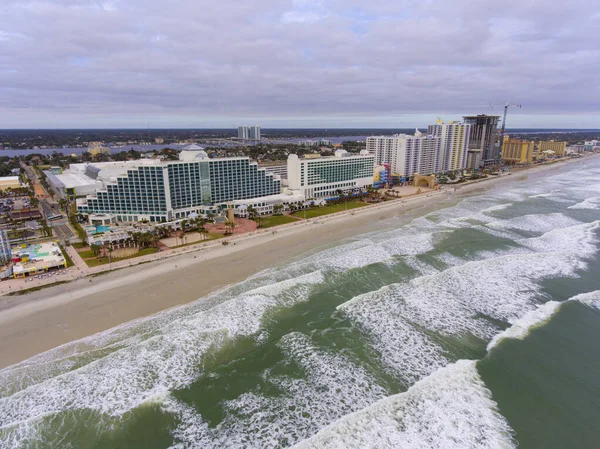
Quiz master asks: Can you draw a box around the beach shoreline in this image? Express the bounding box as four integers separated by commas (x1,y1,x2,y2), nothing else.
0,155,594,368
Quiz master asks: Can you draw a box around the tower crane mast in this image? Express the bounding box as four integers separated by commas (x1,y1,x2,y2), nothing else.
489,102,522,164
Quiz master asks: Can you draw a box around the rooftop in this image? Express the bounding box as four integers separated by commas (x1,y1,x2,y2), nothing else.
12,242,66,275
46,171,101,188
0,176,20,182
181,144,205,151
229,192,306,206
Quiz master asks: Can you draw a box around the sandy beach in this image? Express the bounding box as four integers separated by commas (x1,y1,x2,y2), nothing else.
0,156,593,368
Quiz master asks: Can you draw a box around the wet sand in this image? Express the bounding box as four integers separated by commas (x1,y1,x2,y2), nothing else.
0,156,592,368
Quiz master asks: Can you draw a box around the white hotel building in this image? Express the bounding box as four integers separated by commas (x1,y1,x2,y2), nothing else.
287,150,375,199
366,131,442,176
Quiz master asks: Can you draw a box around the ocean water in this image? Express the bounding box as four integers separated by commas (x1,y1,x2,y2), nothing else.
2,159,600,448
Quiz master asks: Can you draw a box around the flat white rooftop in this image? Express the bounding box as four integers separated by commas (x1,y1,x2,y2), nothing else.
0,176,20,182
229,192,305,205
52,172,100,188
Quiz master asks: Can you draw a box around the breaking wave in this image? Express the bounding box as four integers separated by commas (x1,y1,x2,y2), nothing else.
291,361,515,449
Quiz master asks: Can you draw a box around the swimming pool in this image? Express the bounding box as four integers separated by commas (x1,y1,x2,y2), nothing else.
87,225,112,235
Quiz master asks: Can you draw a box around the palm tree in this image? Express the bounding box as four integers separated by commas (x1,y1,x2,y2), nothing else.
224,221,236,235
273,204,284,216
198,226,209,241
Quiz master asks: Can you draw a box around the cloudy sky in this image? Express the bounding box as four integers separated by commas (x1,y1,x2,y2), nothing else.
0,0,598,128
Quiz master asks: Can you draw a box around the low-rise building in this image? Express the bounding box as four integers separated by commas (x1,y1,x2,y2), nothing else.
537,141,567,157
11,242,67,278
287,150,374,199
44,168,103,198
298,139,333,147
9,208,42,221
0,176,22,191
87,142,111,157
230,191,306,217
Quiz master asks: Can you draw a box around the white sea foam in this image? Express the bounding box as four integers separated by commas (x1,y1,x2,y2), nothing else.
486,190,529,202
402,256,441,276
423,197,504,226
339,250,587,380
164,332,387,449
568,197,600,210
291,360,515,449
485,213,581,235
244,271,324,299
338,219,598,382
527,190,573,203
517,221,600,257
570,290,600,311
433,252,468,269
474,224,523,241
480,203,513,213
0,274,324,439
296,230,440,271
341,296,449,384
486,301,562,351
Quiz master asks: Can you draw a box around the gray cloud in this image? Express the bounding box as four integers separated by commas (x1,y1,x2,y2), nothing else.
0,0,598,127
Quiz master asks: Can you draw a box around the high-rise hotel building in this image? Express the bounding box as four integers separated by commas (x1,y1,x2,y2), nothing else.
249,126,261,140
366,131,443,176
427,120,471,171
76,150,281,222
238,125,261,140
238,126,249,140
463,115,500,166
287,150,374,199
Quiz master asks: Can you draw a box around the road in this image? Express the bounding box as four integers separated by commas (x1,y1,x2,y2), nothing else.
21,161,74,240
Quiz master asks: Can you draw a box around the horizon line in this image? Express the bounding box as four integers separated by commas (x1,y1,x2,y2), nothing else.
1,127,599,131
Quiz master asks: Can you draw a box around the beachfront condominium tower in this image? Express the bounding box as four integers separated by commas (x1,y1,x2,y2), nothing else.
287,150,375,198
249,126,261,140
76,150,281,222
502,137,535,164
366,131,443,176
238,126,250,140
462,115,500,166
427,120,471,171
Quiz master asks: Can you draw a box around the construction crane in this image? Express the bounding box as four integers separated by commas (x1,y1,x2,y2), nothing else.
491,102,522,162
